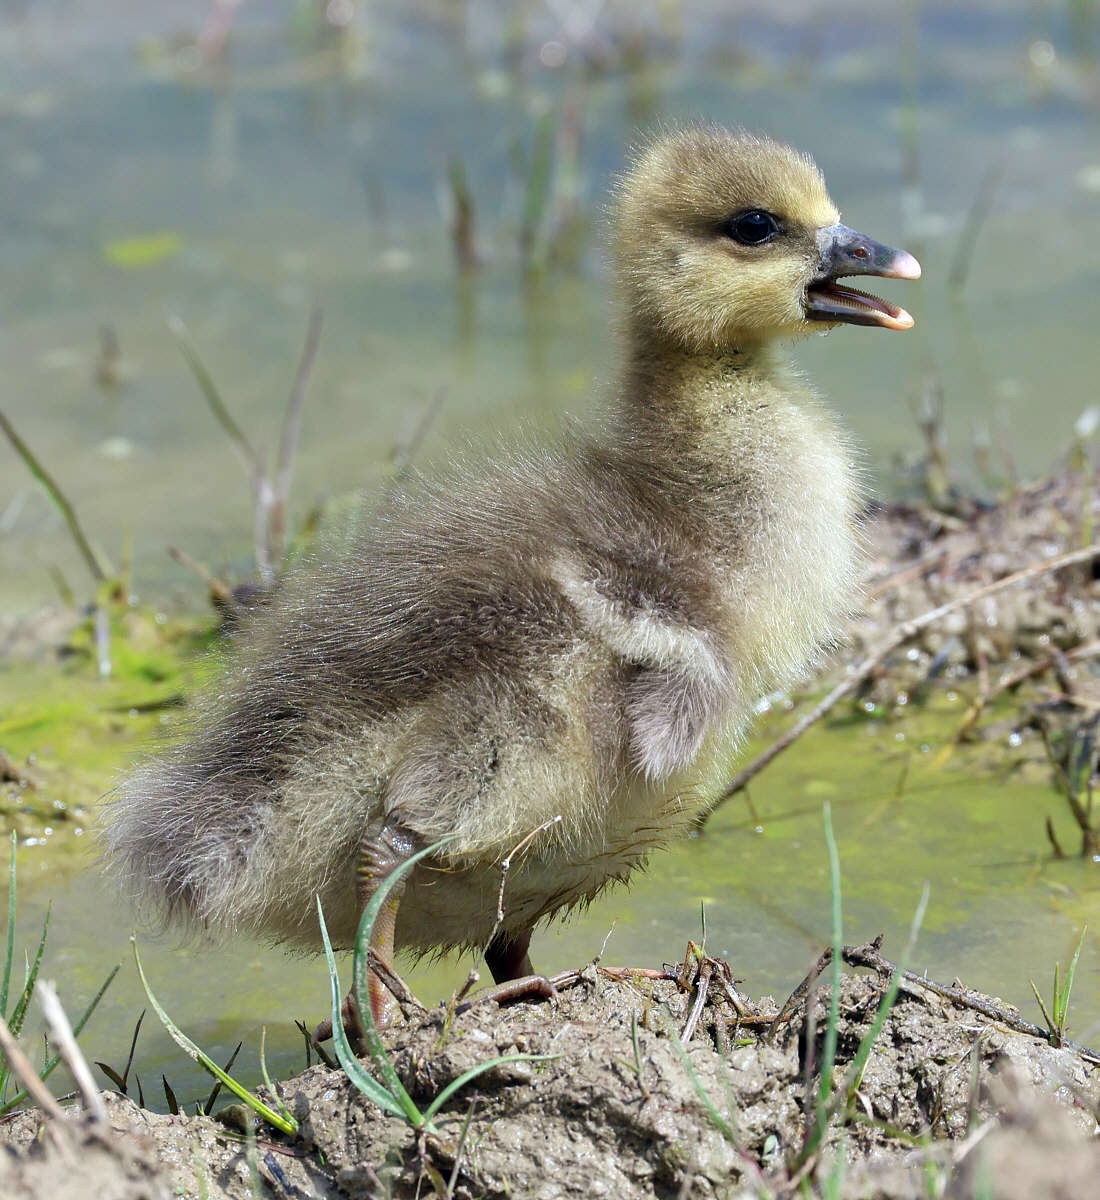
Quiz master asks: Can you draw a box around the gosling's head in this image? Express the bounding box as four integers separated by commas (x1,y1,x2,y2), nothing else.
612,125,920,352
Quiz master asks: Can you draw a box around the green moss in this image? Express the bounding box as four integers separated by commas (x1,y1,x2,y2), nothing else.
0,605,219,851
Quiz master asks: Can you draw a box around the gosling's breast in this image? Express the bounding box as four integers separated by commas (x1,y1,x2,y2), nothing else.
711,389,862,695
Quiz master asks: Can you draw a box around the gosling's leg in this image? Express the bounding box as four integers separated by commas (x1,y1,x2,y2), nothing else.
356,823,421,1027
485,929,534,982
313,822,419,1048
463,927,557,1012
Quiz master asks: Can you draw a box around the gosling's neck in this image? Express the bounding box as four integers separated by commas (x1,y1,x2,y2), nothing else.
607,320,860,661
612,322,797,460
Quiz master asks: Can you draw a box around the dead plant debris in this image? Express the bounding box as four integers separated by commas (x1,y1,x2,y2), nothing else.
2,944,1098,1200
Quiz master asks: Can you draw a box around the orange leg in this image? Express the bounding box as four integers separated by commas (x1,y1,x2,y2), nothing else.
355,823,419,1027
313,823,418,1050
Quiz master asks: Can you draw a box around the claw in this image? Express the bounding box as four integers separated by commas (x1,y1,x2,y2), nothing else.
312,989,367,1054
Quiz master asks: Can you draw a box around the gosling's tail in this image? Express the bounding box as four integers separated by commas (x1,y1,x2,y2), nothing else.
100,752,276,937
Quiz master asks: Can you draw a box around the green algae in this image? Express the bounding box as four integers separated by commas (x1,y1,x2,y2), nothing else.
0,605,215,853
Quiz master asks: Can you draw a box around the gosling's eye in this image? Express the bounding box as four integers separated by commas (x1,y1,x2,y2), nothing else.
725,210,780,246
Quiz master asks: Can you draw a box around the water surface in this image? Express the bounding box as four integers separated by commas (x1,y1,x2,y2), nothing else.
2,0,1098,609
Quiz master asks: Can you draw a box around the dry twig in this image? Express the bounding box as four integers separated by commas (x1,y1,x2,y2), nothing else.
486,814,563,949
366,948,425,1014
167,546,236,610
768,937,1100,1067
170,309,322,585
37,981,106,1122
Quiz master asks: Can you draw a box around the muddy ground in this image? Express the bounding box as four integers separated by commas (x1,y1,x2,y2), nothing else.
1,468,1098,1198
1,957,1099,1200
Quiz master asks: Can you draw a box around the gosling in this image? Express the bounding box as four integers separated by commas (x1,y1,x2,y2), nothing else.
104,125,919,1021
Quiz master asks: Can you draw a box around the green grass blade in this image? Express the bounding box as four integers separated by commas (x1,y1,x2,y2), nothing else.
0,962,120,1117
0,1082,23,1117
521,109,555,264
1,833,16,1017
315,899,412,1121
823,1136,847,1200
58,961,118,1043
0,409,111,583
837,883,930,1112
816,803,844,1143
422,1053,555,1124
132,939,296,1135
258,1026,294,1125
8,902,51,1036
350,837,458,1126
0,836,16,1103
1057,924,1088,1023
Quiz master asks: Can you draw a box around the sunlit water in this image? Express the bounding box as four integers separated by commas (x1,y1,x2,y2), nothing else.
3,0,1099,611
1,0,1099,1108
9,696,1100,1112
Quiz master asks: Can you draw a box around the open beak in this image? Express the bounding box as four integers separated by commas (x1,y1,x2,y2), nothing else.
805,224,921,331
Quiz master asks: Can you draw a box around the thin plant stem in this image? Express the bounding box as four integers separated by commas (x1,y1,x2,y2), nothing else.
168,317,276,581
1,833,16,1018
0,408,110,583
815,805,844,1147
0,1010,66,1120
448,157,477,272
258,1026,293,1125
380,387,449,509
948,163,1003,293
270,307,323,564
168,317,264,484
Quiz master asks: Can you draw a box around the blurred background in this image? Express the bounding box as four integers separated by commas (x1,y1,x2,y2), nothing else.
2,0,1098,613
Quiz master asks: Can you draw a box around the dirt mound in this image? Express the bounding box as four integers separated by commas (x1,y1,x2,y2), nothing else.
2,956,1097,1199
0,1108,172,1200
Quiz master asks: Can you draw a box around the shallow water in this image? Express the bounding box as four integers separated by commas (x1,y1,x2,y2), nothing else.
1,1,1098,1109
7,694,1099,1112
2,0,1099,611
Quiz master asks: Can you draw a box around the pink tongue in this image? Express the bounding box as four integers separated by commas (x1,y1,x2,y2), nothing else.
818,282,901,319
809,281,915,331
